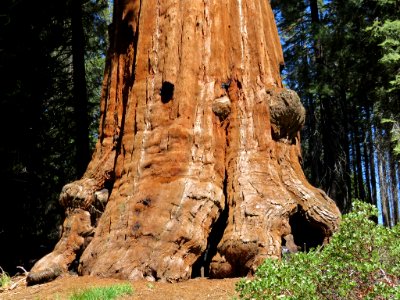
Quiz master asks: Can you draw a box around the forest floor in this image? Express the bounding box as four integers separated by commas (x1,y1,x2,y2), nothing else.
0,274,240,300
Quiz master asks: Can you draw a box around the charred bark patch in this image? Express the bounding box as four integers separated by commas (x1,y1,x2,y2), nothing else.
160,81,175,103
140,198,152,206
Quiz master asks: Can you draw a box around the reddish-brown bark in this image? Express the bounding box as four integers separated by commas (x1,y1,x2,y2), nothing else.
28,0,340,285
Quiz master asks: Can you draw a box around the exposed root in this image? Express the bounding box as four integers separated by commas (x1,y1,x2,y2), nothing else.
27,209,93,285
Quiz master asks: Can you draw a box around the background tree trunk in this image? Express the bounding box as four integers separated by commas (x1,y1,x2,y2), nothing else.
71,0,90,176
389,151,399,224
27,0,340,284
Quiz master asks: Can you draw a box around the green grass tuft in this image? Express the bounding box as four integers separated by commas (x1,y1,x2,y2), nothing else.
69,283,133,300
0,267,11,288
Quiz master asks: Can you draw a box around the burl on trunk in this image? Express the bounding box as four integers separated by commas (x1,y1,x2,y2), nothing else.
28,0,340,284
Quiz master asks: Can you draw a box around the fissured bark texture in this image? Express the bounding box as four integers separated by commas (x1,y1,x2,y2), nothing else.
28,0,340,284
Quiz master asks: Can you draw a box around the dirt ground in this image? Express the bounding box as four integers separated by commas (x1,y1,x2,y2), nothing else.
0,274,240,300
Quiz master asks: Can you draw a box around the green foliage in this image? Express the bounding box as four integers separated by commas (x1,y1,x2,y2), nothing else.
236,201,400,299
381,119,400,156
0,267,11,288
69,283,133,300
367,0,400,158
83,0,111,148
368,19,400,91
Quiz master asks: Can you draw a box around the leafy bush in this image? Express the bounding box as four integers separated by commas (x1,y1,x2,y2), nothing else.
69,283,133,300
236,201,400,299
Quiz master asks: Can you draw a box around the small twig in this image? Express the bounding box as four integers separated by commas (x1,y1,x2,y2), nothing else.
9,277,27,290
379,268,393,285
16,266,28,275
0,266,29,290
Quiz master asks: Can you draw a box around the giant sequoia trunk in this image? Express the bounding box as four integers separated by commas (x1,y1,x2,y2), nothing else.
28,0,340,284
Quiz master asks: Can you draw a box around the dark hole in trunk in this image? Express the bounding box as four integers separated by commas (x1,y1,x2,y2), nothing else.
160,81,174,103
289,207,325,252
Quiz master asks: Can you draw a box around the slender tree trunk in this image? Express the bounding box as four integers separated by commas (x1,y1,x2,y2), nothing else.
389,151,399,224
72,0,90,176
397,161,400,219
27,0,340,285
355,123,366,200
378,137,391,226
350,129,359,199
363,129,372,204
367,112,378,207
301,43,322,193
309,0,322,63
340,88,352,211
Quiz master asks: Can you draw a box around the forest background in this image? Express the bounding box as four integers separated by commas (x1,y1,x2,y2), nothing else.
0,0,398,275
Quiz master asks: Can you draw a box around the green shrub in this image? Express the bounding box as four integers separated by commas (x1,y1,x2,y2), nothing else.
69,283,133,300
236,201,400,299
